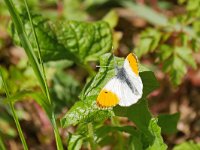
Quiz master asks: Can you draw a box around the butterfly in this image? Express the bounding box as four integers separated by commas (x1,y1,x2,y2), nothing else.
96,53,143,108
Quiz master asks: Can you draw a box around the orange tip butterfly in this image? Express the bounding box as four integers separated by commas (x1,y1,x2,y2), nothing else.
96,53,143,108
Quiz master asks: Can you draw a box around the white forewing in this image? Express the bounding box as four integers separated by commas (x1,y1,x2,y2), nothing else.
103,77,142,107
123,59,143,96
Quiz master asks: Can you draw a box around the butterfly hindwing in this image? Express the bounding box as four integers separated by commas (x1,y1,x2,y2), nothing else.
97,77,142,107
97,78,120,108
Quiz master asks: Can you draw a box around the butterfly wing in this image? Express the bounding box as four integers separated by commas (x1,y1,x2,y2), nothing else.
123,53,143,96
96,77,121,108
96,53,143,108
96,76,142,107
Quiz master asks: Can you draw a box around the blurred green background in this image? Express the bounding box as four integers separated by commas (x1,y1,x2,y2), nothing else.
1,0,200,149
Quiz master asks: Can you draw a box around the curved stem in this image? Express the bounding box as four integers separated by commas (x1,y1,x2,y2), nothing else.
87,123,96,150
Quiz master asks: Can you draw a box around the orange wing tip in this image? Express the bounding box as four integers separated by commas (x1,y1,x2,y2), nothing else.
127,53,139,76
96,90,119,108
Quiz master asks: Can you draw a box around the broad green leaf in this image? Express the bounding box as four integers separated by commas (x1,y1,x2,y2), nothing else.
95,125,138,141
147,118,167,150
60,95,113,127
67,134,84,150
61,53,159,131
62,53,153,127
11,14,112,63
95,125,141,149
61,53,120,127
173,141,200,150
158,113,180,134
79,53,124,100
129,133,143,150
114,98,152,136
81,54,158,99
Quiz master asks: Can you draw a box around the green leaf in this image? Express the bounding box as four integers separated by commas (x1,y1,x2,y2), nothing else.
158,113,180,134
60,96,113,127
173,141,200,150
147,118,167,150
187,0,199,11
62,53,154,127
159,44,173,61
95,125,138,141
63,0,88,21
175,47,197,69
136,38,152,58
136,28,162,58
95,125,141,149
11,14,112,63
61,53,159,131
129,133,143,150
50,70,81,113
67,134,84,150
170,55,187,86
114,98,152,136
103,10,119,29
80,53,124,100
163,54,187,86
61,53,121,127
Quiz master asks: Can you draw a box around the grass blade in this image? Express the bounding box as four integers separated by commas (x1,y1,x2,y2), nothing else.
0,136,6,150
0,67,28,150
23,0,51,102
23,1,64,149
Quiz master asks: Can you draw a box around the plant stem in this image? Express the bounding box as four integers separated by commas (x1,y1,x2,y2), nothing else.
0,68,28,150
10,103,29,150
51,113,64,150
111,116,124,150
0,136,6,150
87,123,96,150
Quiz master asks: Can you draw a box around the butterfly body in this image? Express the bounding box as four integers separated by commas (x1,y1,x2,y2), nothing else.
97,53,143,108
